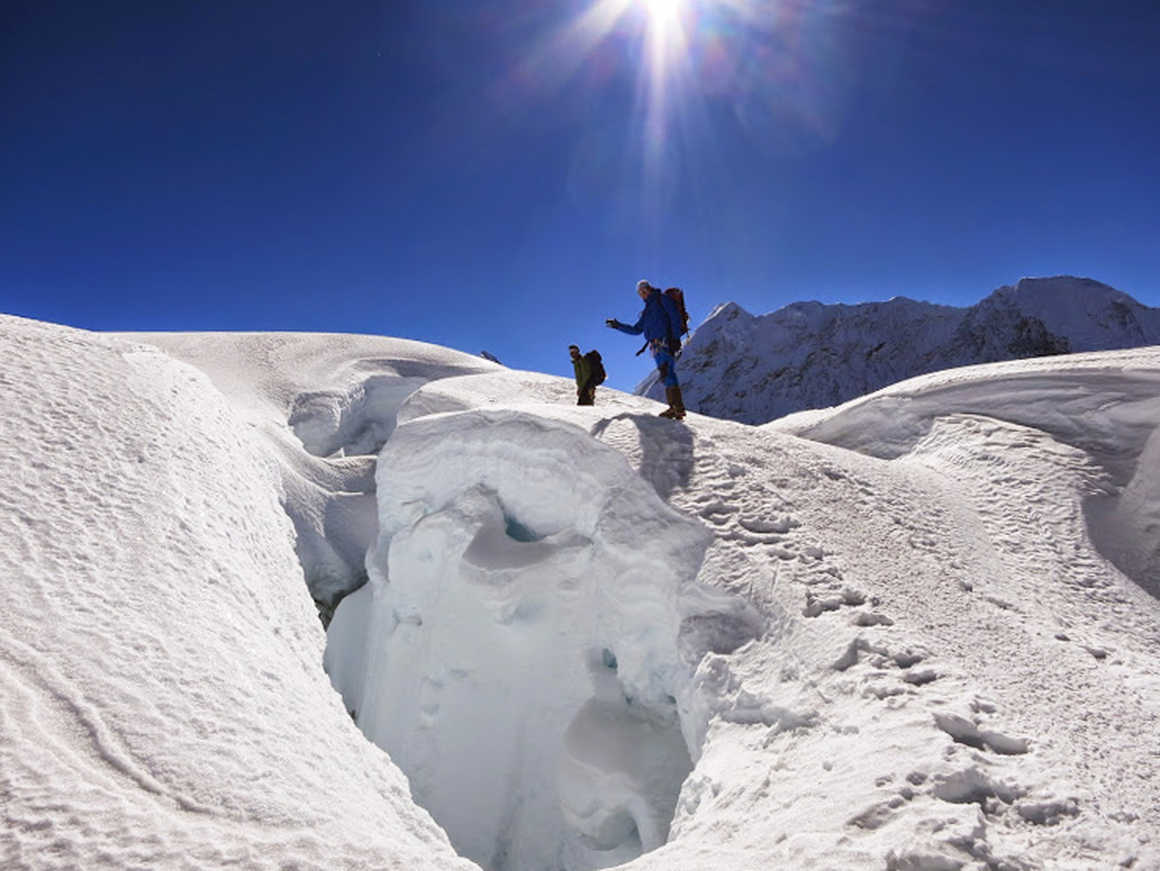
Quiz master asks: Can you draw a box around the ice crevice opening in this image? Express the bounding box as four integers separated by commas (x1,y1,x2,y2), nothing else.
325,408,762,871
282,364,475,623
289,367,436,459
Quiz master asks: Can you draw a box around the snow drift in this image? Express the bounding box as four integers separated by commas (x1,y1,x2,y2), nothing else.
770,346,1160,598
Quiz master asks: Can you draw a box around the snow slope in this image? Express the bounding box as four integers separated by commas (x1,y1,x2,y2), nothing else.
769,347,1160,601
647,276,1160,424
0,316,475,869
3,313,1158,870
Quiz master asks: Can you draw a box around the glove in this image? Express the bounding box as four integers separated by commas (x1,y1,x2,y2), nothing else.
605,318,619,328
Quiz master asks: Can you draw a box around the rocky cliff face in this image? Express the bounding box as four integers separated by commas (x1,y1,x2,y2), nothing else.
641,277,1160,424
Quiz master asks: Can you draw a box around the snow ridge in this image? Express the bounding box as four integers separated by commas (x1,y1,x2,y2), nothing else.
647,276,1160,424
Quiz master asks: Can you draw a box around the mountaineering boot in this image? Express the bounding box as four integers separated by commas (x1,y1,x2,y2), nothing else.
659,386,687,420
659,386,677,418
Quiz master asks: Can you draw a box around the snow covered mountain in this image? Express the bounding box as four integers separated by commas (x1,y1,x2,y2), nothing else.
3,313,1159,870
643,276,1160,424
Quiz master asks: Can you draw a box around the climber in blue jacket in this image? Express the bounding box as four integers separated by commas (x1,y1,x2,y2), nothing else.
606,280,686,420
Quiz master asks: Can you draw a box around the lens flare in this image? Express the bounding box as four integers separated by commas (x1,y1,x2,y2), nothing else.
493,0,890,224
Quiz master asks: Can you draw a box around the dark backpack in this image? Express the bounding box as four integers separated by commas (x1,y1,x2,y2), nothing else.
634,287,693,357
664,287,690,335
664,287,690,354
584,350,606,385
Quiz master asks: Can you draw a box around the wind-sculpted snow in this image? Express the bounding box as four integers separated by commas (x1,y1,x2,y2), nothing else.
649,276,1160,424
770,346,1160,598
0,316,474,869
4,314,1159,870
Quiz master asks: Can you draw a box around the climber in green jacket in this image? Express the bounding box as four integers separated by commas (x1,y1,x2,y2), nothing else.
569,344,596,406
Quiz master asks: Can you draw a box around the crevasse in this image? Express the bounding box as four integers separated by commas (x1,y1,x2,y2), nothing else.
325,408,748,871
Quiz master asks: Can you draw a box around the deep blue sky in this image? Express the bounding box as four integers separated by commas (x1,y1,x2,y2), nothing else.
3,0,1158,389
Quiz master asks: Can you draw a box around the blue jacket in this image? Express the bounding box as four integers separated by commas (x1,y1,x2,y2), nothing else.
611,290,681,344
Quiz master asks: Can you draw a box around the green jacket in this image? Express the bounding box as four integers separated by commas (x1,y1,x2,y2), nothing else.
572,354,591,388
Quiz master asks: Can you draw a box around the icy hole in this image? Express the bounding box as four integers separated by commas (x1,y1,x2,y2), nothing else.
289,374,430,457
324,410,749,871
327,491,698,870
287,358,491,458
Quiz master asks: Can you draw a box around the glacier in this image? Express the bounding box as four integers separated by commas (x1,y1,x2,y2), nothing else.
2,312,1159,870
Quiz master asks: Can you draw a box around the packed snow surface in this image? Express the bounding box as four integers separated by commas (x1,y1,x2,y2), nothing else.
2,313,1159,870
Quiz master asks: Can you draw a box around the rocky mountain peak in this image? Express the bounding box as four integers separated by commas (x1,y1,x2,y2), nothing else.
641,277,1160,425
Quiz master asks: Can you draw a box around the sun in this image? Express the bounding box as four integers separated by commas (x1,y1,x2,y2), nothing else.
639,0,692,55
641,0,685,30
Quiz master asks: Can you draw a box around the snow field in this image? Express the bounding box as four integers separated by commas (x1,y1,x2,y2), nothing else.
3,314,1158,870
598,412,1158,869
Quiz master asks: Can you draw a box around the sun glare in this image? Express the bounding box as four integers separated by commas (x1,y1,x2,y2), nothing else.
517,0,854,194
639,0,689,59
642,0,685,31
